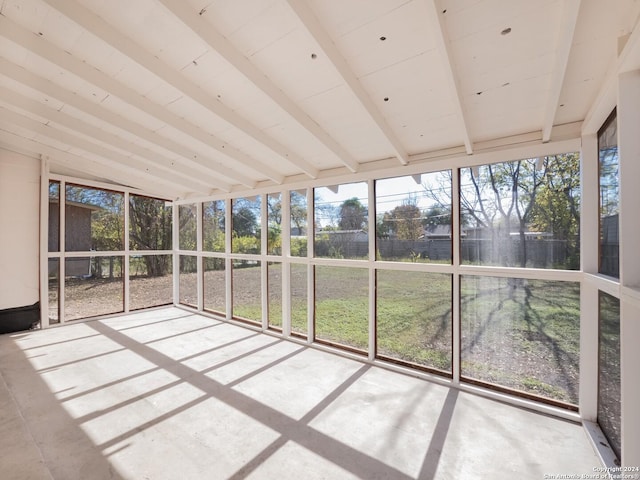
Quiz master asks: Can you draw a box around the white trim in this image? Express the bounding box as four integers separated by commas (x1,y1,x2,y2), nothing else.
39,155,50,329
123,191,130,313
282,191,292,337
452,167,461,384
59,180,66,324
173,138,582,204
196,202,204,312
368,179,376,362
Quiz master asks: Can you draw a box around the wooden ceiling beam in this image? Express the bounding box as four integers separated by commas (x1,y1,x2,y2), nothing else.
427,0,473,155
0,86,231,192
158,0,354,175
542,0,582,142
0,58,249,191
0,128,185,198
42,0,305,182
285,0,408,167
0,15,264,188
0,106,213,195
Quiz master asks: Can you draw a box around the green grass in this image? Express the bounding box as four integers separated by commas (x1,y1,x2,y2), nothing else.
228,264,580,404
461,277,580,404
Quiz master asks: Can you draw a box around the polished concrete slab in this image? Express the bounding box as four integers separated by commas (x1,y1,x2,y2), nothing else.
0,307,601,479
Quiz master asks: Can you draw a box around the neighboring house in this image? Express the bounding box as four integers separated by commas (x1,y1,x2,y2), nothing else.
48,199,101,276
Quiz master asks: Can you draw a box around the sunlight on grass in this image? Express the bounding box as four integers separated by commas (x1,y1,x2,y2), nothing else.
461,276,580,404
376,270,452,372
315,266,368,352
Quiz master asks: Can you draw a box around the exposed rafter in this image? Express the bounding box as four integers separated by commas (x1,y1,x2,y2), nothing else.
0,128,184,197
542,0,582,142
0,15,264,188
0,87,231,192
41,0,311,181
0,106,213,195
284,0,409,167
0,59,255,190
426,0,473,155
158,0,354,175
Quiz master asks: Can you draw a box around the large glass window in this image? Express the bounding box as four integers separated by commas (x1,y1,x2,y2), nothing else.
178,204,197,251
129,255,173,310
203,200,225,252
376,172,452,263
48,258,59,324
267,194,282,255
64,256,124,320
267,262,282,330
598,110,619,278
315,266,368,352
48,180,60,325
314,182,368,259
48,181,60,252
51,180,172,322
598,291,621,460
376,270,452,372
65,185,124,252
232,260,261,323
459,154,580,269
232,196,261,254
203,257,225,315
461,276,580,405
129,196,173,310
290,263,308,338
290,190,308,257
130,195,172,251
179,255,197,307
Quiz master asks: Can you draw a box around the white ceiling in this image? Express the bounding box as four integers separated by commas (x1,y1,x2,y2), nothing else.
1,0,639,199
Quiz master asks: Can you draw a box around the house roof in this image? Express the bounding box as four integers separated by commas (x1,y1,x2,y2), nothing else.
1,0,640,199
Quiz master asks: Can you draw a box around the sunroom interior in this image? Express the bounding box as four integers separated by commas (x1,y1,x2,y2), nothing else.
1,0,639,478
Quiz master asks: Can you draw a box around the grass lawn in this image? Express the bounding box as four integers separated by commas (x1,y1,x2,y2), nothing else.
461,276,580,404
182,263,580,405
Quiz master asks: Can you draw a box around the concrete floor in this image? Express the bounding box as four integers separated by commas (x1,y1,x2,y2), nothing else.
0,307,601,479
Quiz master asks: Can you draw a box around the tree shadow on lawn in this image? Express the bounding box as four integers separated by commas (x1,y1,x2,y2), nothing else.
461,279,579,404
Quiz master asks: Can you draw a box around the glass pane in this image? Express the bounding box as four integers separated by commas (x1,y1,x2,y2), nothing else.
376,270,452,372
179,255,197,307
232,260,261,323
290,190,308,257
48,181,60,252
65,256,123,320
232,197,261,254
460,154,580,269
267,194,282,255
48,258,59,324
315,266,368,352
461,276,580,404
598,291,621,460
65,185,124,251
290,263,307,337
179,204,197,251
376,172,452,263
598,111,619,278
203,200,225,252
129,255,173,310
204,257,226,315
268,262,282,329
314,182,368,259
130,195,172,251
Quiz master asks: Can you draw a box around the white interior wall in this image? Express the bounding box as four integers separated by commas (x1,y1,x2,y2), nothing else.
0,148,40,310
